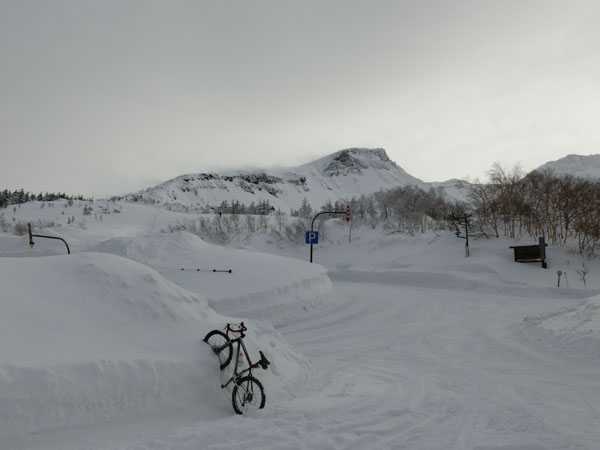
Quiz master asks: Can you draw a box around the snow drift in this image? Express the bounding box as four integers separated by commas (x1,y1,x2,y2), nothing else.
0,253,314,445
522,294,600,363
92,231,333,317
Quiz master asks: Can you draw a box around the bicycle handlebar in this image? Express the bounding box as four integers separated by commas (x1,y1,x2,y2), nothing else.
226,322,247,332
225,322,247,339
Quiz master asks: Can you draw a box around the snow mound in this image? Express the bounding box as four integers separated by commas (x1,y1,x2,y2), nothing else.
522,294,600,363
93,231,333,316
0,253,314,443
0,253,218,365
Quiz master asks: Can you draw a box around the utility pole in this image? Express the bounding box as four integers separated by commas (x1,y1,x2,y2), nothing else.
448,213,473,257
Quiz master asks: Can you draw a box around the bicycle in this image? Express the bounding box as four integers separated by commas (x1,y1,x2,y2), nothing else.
204,322,271,414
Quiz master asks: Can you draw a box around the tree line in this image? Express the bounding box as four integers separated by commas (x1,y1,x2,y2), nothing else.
468,163,600,256
174,165,599,258
0,189,89,209
167,184,455,244
6,165,599,258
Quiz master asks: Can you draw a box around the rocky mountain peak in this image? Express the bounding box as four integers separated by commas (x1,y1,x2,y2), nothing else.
322,148,395,176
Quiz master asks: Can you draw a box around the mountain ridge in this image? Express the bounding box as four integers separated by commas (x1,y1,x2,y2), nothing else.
533,153,600,179
124,148,434,212
123,149,599,213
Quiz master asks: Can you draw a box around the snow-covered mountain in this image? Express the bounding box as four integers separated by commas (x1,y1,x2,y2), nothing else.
429,178,471,202
125,148,430,212
533,153,600,179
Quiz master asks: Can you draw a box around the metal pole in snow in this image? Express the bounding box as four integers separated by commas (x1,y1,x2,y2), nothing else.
28,222,71,254
347,205,352,243
464,214,470,257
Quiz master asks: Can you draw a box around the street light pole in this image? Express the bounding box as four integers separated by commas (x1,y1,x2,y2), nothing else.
28,222,71,254
309,210,346,263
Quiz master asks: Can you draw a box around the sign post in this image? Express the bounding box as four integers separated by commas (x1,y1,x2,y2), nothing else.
539,236,547,268
307,210,347,263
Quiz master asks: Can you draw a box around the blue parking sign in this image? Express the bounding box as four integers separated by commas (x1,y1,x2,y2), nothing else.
305,231,319,244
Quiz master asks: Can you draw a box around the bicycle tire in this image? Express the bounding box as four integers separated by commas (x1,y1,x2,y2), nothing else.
204,330,232,370
232,376,266,414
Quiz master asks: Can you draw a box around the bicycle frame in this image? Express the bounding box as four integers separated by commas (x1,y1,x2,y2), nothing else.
218,323,269,389
221,336,256,389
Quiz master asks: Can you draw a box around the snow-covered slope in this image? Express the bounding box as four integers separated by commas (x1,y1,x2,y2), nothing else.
429,178,472,202
124,148,429,212
533,153,600,179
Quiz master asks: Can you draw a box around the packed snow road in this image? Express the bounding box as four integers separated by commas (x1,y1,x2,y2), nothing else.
274,279,600,450
93,275,599,450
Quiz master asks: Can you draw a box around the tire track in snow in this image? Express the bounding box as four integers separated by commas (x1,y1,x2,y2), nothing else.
73,279,600,450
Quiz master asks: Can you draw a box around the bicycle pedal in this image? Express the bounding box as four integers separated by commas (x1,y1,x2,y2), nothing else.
259,351,271,369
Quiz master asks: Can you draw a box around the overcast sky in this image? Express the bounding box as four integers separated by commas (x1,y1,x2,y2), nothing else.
1,0,599,197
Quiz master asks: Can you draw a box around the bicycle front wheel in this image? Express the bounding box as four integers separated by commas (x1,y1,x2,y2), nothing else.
204,330,232,370
232,376,266,414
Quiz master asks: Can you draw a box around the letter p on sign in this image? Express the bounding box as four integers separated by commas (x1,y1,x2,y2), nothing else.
306,231,319,244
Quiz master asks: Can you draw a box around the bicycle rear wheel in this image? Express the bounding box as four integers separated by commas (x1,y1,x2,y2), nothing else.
232,376,265,414
204,330,232,370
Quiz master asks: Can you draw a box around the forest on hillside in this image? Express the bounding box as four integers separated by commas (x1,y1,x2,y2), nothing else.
0,189,88,208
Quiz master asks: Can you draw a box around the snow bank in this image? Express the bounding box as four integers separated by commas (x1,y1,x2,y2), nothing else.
93,231,333,316
522,294,600,363
0,253,314,444
292,224,599,291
